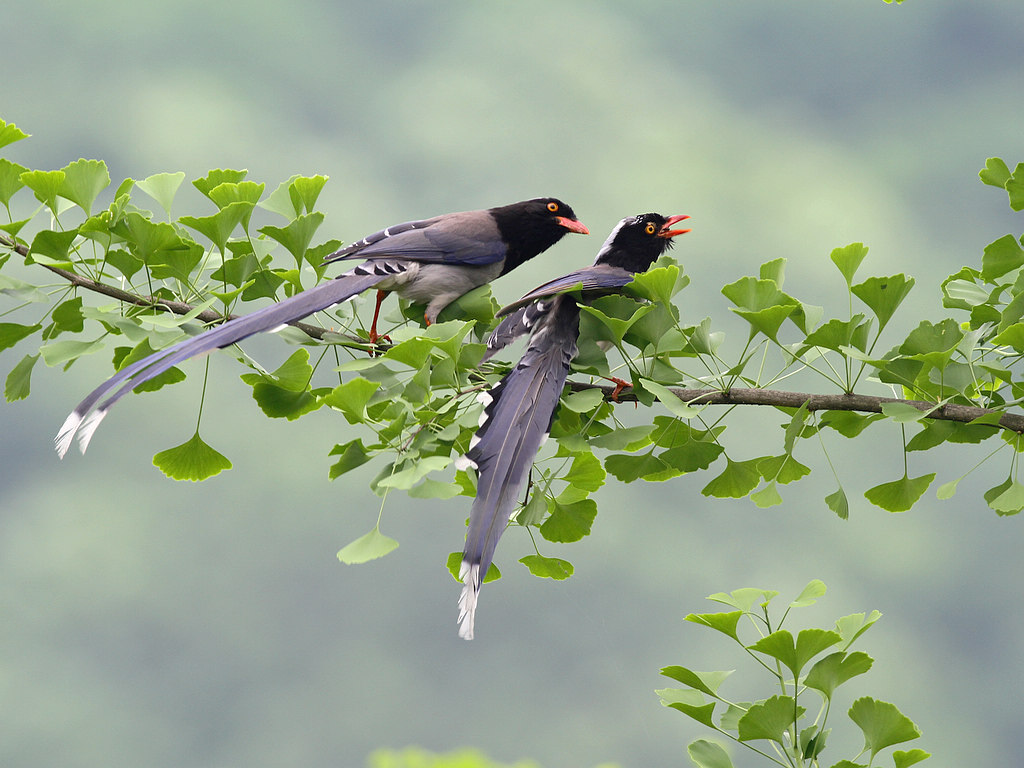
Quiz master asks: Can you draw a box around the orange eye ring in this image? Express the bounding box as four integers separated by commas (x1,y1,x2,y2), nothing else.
547,202,559,212
645,222,657,234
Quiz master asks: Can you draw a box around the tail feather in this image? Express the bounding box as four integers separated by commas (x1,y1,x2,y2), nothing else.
75,408,108,456
457,560,481,640
55,269,390,457
458,296,580,639
54,411,82,459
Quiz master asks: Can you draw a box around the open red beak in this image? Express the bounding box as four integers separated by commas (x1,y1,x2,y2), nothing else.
659,214,691,238
556,216,590,235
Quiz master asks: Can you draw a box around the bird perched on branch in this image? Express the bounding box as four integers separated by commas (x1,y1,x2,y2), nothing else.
56,198,588,458
455,212,691,639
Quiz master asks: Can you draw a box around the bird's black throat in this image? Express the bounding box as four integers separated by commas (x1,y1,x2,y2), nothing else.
490,199,579,276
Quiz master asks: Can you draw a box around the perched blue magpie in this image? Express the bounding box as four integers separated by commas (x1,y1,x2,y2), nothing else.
56,198,588,457
455,212,690,639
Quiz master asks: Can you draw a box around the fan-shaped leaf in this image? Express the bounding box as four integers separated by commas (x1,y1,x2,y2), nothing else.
737,696,804,744
864,473,935,513
337,527,399,564
848,697,921,758
686,739,734,768
804,651,873,698
519,555,573,580
137,171,185,219
152,431,232,481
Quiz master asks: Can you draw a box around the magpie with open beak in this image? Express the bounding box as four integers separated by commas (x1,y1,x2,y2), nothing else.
56,198,588,457
455,212,690,639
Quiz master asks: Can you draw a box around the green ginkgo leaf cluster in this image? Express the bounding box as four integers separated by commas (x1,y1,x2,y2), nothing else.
659,580,927,768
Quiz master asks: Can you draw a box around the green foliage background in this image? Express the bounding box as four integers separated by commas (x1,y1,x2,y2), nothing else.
3,2,1024,767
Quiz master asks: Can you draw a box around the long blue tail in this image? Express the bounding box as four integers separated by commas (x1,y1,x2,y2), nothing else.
457,296,579,639
56,269,389,457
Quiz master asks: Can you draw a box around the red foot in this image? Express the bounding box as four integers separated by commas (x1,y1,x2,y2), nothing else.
365,330,391,358
604,376,633,402
365,290,393,354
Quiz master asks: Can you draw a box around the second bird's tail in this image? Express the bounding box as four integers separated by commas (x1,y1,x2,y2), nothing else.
457,295,580,639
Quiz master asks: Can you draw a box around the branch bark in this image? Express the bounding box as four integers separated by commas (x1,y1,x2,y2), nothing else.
6,232,1022,433
568,381,1024,433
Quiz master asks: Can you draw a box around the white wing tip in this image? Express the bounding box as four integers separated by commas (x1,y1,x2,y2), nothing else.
457,560,480,641
76,408,108,455
475,391,493,428
453,453,478,471
54,411,83,459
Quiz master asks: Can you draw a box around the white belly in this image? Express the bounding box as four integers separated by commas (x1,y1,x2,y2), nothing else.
381,261,503,322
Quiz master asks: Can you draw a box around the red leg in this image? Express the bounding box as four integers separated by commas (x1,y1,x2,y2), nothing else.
367,290,391,345
604,376,632,402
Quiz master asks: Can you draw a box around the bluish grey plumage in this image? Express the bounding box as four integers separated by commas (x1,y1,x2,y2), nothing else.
324,211,505,267
457,212,690,639
457,296,579,639
56,198,587,458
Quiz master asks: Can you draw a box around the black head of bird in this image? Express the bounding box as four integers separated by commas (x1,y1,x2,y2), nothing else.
594,212,691,272
489,198,589,274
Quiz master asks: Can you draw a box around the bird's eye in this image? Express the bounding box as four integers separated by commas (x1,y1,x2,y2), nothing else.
645,222,657,235
547,202,559,212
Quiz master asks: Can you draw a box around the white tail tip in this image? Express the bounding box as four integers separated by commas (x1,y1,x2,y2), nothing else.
457,560,480,641
55,411,83,459
76,408,108,454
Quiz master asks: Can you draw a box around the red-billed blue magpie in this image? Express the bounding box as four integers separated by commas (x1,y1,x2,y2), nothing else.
455,212,690,639
56,198,588,457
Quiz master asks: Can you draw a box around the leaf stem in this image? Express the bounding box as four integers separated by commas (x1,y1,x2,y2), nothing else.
195,356,211,433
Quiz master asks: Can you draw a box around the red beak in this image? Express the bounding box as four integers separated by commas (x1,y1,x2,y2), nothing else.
556,216,590,235
659,214,691,238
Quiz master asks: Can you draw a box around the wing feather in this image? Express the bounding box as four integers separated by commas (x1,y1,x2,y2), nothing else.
324,211,506,267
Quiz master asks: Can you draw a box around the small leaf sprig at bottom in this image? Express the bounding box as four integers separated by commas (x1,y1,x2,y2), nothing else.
657,580,929,768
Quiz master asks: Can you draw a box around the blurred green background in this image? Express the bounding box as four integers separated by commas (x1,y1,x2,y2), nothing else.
4,1,1024,766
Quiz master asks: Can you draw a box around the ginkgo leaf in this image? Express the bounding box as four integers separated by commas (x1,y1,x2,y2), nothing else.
152,432,232,481
337,527,399,564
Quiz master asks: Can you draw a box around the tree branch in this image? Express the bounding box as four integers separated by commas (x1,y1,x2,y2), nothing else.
1,233,358,343
568,381,1024,433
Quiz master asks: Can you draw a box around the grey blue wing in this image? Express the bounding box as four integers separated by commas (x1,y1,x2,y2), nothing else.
55,270,388,458
496,264,636,316
457,296,581,639
324,210,506,267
